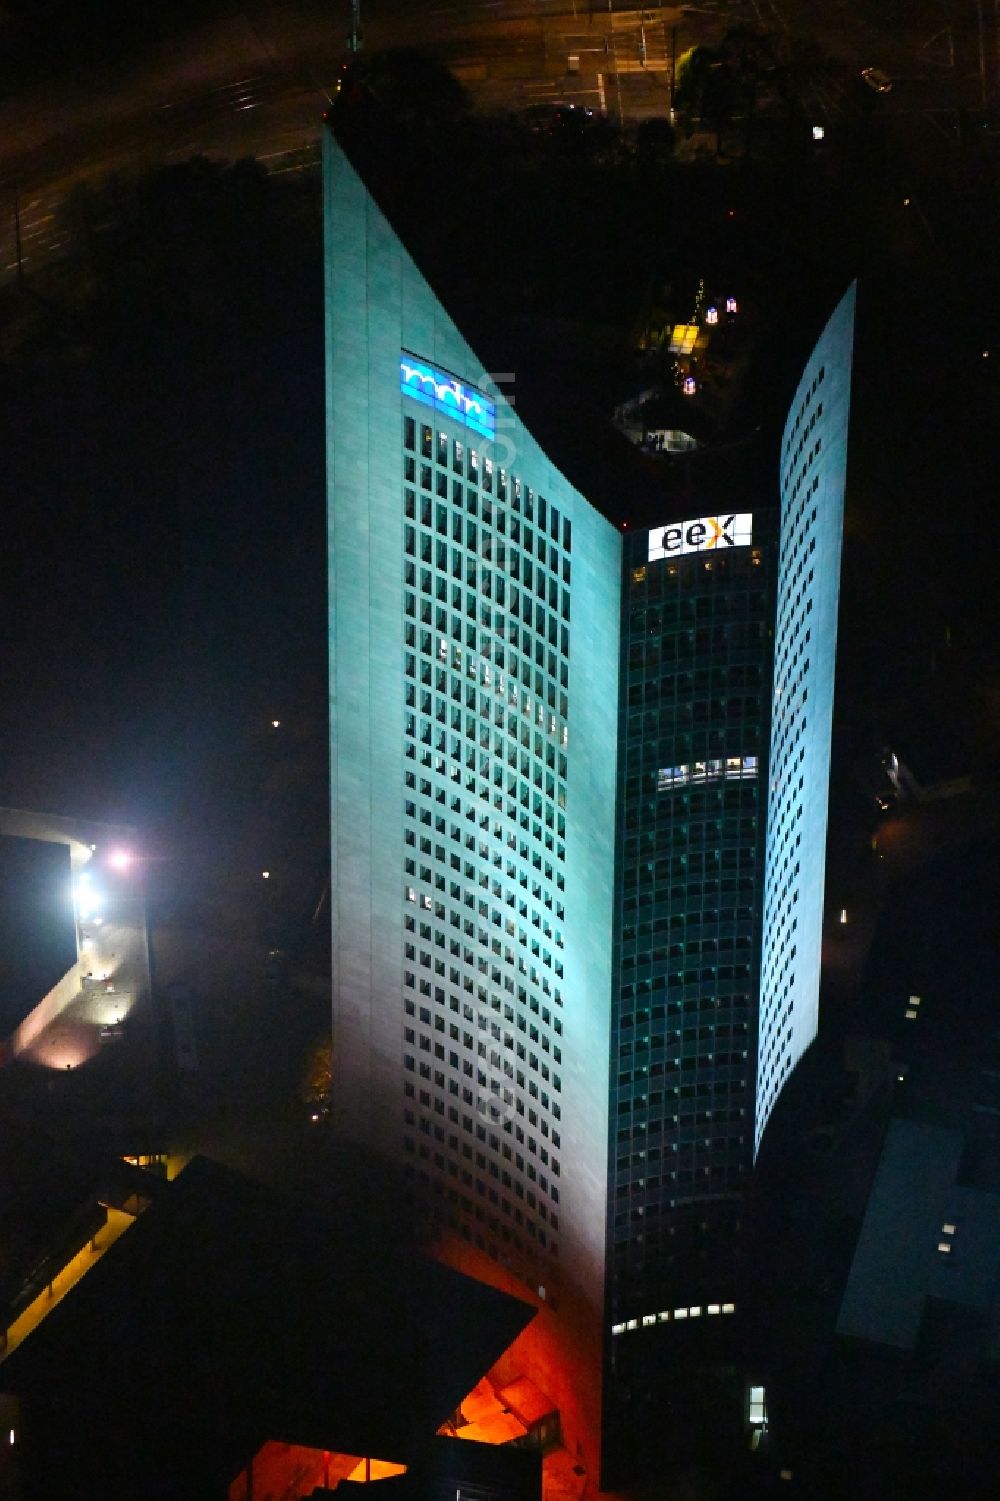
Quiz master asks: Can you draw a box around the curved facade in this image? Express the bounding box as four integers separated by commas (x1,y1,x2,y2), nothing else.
326,121,855,1486
325,134,620,1332
755,284,855,1153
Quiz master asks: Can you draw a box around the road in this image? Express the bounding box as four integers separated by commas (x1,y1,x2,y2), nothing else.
0,3,721,281
2,0,990,281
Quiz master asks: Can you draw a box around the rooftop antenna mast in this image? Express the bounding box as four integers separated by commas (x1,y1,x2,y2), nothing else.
349,0,363,53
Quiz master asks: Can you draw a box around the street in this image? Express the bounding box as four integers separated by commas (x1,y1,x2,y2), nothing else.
0,4,732,282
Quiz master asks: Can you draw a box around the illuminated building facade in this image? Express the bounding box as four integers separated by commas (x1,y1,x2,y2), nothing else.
325,132,619,1475
756,284,855,1150
325,121,854,1487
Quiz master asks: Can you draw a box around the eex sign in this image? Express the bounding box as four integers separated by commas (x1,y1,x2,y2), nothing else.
648,512,752,562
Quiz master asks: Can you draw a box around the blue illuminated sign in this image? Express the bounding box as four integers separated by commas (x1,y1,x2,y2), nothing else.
399,355,496,440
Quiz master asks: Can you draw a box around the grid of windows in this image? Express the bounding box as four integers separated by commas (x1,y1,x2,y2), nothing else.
398,412,573,1287
756,377,826,1113
756,283,854,1153
609,534,773,1318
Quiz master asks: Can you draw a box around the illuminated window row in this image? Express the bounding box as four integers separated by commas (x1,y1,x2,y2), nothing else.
657,756,759,791
611,1302,735,1334
414,635,569,705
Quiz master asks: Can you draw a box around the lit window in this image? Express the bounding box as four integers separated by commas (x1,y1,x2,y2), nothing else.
937,1242,952,1255
942,1222,956,1235
669,324,699,355
625,1318,638,1330
707,1303,721,1315
689,1305,702,1317
673,1307,688,1319
722,1302,735,1313
611,1322,626,1336
905,1008,918,1019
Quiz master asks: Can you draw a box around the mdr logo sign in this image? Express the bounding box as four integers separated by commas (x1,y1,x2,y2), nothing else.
648,513,753,562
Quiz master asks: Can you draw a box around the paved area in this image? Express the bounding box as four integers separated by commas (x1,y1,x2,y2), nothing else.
14,850,153,1073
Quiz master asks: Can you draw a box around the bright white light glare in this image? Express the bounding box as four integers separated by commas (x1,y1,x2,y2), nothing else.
93,917,104,927
839,908,848,924
81,938,94,953
108,849,132,871
812,124,825,140
76,884,103,919
261,870,270,880
8,1430,13,1446
271,719,281,728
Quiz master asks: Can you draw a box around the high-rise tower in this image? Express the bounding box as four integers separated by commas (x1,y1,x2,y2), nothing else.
325,120,854,1488
325,130,620,1475
756,285,854,1150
